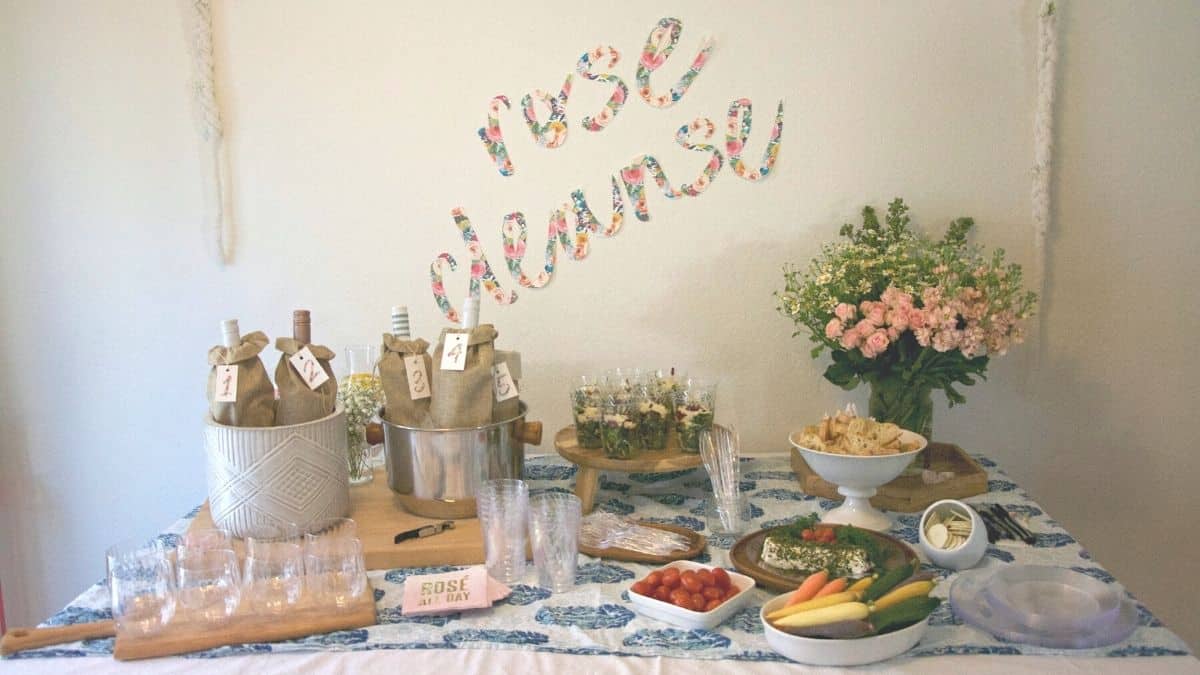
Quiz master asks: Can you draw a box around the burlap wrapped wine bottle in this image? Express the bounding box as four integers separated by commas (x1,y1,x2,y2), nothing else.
379,334,433,426
429,324,498,428
207,329,275,427
274,336,338,426
492,349,522,422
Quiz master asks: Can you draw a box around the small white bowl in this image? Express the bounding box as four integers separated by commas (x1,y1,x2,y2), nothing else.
760,592,930,666
627,560,756,630
918,499,988,571
789,429,928,531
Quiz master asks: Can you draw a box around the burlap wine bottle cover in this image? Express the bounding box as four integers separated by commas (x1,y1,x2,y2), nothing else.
493,350,522,422
273,337,338,425
379,334,433,426
207,331,275,427
430,325,498,428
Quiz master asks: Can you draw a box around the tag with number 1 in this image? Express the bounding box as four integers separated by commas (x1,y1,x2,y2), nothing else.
440,333,469,371
214,365,238,402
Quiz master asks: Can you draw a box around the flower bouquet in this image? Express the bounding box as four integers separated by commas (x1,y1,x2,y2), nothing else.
776,199,1037,438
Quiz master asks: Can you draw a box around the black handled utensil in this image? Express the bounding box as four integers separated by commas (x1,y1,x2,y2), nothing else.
395,521,456,544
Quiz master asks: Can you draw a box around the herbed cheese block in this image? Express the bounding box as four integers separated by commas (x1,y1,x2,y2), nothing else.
760,536,873,577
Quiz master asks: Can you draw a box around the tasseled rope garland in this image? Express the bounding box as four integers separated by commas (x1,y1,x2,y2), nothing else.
183,0,235,265
1032,1,1058,317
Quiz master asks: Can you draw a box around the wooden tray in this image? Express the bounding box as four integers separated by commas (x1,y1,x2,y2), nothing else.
790,442,988,513
555,425,705,514
189,470,487,570
579,521,706,564
729,525,918,593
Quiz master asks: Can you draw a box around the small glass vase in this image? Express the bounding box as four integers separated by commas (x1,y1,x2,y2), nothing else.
340,345,383,487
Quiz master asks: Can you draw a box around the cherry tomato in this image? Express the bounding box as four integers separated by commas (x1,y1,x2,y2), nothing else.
670,588,692,605
705,598,723,612
654,585,671,602
631,581,651,596
702,586,723,601
691,592,706,610
680,571,704,593
696,569,715,587
712,567,731,590
819,528,836,543
661,568,681,589
646,571,663,587
724,586,741,600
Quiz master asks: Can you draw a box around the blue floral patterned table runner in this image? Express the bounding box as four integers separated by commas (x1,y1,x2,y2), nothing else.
8,454,1192,662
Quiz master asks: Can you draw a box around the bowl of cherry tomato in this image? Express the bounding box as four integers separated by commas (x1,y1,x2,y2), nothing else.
627,560,757,629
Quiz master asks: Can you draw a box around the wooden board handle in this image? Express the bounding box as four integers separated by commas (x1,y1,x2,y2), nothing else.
519,421,543,445
0,620,116,655
365,422,384,446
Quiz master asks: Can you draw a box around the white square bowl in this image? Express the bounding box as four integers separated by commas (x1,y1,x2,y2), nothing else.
627,560,756,630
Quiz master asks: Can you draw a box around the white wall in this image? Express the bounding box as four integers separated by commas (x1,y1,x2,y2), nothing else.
0,0,1196,650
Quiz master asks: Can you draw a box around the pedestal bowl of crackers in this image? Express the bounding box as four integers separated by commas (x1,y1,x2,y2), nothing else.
788,406,927,531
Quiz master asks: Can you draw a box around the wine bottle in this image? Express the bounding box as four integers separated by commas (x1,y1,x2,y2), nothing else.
293,309,312,345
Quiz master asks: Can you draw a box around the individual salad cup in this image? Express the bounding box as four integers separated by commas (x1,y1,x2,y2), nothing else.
602,397,640,460
655,368,686,417
570,378,604,449
636,395,671,450
675,378,716,453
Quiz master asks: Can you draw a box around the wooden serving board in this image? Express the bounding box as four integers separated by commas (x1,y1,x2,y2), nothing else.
790,442,988,513
189,470,487,569
579,521,706,564
555,425,705,514
113,585,375,660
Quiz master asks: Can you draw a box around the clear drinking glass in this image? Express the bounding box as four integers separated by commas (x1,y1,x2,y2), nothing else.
107,539,176,636
244,542,305,614
179,528,232,552
675,377,717,453
476,478,529,584
339,345,384,485
303,517,358,547
176,548,241,623
304,537,367,610
528,493,582,592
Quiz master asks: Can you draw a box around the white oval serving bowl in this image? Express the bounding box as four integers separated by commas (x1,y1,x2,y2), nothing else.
759,591,930,666
627,560,756,630
789,429,928,530
918,499,989,571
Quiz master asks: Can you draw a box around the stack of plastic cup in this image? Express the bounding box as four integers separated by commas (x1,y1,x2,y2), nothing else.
476,479,529,584
528,493,582,592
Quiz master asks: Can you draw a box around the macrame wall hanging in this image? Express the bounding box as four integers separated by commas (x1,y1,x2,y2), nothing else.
182,0,235,265
1032,0,1058,317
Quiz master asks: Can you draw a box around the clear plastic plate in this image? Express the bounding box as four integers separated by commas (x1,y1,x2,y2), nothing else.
983,565,1121,634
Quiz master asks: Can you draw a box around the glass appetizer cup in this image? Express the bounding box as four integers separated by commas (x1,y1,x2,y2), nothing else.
570,376,605,449
601,392,640,460
107,538,176,636
675,378,716,453
636,389,671,450
654,369,686,417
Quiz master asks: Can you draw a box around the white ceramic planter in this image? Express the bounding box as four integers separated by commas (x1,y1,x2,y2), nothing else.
204,405,350,538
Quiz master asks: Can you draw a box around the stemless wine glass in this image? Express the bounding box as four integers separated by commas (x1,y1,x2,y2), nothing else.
244,544,304,614
176,548,241,623
303,518,358,547
179,528,232,553
304,537,367,610
107,539,176,636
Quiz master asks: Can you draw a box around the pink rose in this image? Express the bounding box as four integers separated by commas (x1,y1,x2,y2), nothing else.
707,156,721,171
431,281,445,295
485,125,503,142
726,139,744,155
908,308,927,330
640,52,665,70
621,166,644,183
825,318,844,339
834,303,856,322
856,320,877,339
866,305,886,327
862,330,890,358
839,329,862,350
914,327,932,347
691,51,708,69
470,262,485,278
612,86,626,104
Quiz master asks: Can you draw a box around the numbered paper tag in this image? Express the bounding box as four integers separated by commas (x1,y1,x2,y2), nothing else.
404,355,431,400
289,346,330,390
492,362,518,402
214,365,238,402
440,333,469,371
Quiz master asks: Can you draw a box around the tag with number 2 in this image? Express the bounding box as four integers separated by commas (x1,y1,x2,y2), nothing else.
289,346,330,390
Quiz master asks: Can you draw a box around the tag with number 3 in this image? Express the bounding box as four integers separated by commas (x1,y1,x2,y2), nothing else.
289,346,330,390
405,355,431,399
440,333,469,371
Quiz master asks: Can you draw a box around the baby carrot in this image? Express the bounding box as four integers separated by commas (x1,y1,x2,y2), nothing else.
814,577,848,598
785,570,829,606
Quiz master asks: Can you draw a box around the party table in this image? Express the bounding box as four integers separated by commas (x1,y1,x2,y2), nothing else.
1,453,1195,674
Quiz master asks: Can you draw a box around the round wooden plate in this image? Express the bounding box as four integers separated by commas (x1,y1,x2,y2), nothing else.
729,525,919,592
579,521,707,564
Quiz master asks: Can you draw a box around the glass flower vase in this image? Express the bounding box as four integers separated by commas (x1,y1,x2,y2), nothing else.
867,377,934,441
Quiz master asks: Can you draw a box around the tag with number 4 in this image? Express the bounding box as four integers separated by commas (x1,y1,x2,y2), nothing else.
289,346,330,390
440,333,469,371
214,365,238,402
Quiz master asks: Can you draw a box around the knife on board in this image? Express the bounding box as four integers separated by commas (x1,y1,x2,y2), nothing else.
394,521,455,544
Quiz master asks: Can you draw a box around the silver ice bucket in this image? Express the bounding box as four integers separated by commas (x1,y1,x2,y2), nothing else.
381,403,543,519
